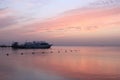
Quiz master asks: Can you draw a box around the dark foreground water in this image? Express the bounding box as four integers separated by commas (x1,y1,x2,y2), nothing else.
0,46,120,80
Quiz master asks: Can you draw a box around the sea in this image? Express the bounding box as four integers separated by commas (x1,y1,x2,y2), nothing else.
0,46,120,80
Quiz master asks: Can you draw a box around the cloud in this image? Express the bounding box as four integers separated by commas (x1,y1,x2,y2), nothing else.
0,8,17,30
24,5,120,34
0,7,8,11
0,7,36,30
0,0,53,30
90,0,120,8
0,16,17,29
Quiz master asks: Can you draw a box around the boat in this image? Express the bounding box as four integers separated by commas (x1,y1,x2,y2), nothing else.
11,41,52,49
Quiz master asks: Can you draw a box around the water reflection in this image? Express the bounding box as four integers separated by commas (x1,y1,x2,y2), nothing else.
0,46,120,80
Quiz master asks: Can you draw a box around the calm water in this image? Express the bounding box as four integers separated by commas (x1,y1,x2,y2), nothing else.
0,46,120,80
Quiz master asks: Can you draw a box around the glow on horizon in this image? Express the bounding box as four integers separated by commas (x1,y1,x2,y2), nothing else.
0,0,120,45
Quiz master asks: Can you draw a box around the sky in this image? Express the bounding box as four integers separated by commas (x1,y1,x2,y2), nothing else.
0,0,120,46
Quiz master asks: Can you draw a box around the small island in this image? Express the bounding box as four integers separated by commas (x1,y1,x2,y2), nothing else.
11,41,52,49
0,45,11,48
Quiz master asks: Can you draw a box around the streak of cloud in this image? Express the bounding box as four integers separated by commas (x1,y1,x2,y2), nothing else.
90,0,120,8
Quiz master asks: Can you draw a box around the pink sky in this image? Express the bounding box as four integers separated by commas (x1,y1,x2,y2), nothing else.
0,0,120,45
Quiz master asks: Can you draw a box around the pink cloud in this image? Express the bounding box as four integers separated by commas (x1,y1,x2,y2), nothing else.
23,5,120,34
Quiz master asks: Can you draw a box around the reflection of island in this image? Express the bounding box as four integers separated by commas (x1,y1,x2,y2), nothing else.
12,41,52,49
